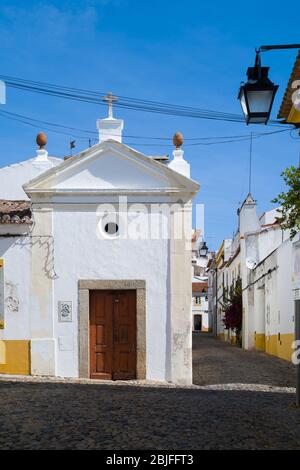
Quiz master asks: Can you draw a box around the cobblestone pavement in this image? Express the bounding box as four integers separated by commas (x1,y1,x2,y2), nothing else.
0,333,299,450
192,332,297,387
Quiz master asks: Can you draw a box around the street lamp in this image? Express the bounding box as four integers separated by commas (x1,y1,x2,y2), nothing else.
238,51,278,124
238,44,300,125
199,241,208,258
238,43,300,407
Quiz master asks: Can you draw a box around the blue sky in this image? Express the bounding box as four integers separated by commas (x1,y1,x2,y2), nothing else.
0,0,299,250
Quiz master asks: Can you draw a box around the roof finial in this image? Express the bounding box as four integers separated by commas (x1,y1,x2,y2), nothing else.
169,131,190,177
36,131,47,149
173,131,184,149
35,132,49,162
103,91,118,119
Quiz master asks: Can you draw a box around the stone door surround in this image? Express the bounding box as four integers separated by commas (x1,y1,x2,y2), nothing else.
78,280,146,379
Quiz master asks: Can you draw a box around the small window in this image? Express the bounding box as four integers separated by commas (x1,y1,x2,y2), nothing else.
104,222,119,236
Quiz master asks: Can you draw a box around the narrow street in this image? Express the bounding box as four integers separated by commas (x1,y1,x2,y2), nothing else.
193,332,296,387
0,332,300,450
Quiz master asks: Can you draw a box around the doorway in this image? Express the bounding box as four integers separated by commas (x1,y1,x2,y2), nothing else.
89,290,137,380
194,314,202,331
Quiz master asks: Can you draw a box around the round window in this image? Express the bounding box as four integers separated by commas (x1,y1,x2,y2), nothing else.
104,222,119,236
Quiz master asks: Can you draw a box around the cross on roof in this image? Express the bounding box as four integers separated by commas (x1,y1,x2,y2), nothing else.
103,91,118,119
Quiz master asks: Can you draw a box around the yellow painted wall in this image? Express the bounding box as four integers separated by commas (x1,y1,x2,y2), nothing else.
287,106,300,124
259,333,295,362
0,340,31,375
255,333,266,351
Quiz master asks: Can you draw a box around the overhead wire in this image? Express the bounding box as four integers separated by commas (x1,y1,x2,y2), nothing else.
0,108,291,147
0,73,281,124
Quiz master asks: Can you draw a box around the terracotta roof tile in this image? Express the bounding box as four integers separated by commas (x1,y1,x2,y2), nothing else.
192,281,208,292
0,200,32,224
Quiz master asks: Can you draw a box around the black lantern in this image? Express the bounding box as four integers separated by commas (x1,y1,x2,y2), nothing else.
199,241,208,258
238,52,278,124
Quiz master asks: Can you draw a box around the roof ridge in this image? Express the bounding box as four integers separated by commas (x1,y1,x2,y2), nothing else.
23,140,199,194
0,156,62,171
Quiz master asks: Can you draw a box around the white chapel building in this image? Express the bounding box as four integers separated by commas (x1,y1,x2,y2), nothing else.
0,103,199,384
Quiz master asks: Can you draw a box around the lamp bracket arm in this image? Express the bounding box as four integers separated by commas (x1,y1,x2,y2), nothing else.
258,44,300,53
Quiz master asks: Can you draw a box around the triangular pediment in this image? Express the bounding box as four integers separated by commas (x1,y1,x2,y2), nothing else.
23,140,199,196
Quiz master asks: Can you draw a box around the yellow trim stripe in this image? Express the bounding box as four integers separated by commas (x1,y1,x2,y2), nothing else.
0,340,31,375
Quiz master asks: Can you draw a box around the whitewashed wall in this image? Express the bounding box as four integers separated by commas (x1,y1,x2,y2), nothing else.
0,235,31,340
52,206,169,380
0,157,61,200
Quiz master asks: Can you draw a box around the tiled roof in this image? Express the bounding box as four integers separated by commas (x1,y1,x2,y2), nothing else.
278,51,300,120
0,200,32,224
192,281,208,292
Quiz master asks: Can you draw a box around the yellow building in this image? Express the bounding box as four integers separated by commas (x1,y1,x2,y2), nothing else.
214,238,240,344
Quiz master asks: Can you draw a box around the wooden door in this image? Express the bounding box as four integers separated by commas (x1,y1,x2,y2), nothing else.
89,290,136,380
90,291,114,380
113,290,136,380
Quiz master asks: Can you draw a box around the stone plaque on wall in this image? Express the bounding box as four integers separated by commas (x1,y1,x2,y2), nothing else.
58,301,72,322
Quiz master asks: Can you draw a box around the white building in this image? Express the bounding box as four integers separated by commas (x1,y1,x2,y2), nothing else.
209,193,300,361
0,105,199,384
192,277,209,331
191,229,211,332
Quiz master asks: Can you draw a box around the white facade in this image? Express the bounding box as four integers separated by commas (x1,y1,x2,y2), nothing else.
0,153,61,200
0,115,199,384
191,228,211,332
192,277,209,331
209,193,299,361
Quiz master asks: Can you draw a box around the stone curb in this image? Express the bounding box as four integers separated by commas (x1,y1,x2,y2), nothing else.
0,374,296,393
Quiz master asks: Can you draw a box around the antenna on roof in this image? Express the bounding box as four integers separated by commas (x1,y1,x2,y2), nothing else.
248,132,253,194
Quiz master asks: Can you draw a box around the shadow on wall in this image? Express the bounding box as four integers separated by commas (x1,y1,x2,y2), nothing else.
0,237,16,257
4,236,59,280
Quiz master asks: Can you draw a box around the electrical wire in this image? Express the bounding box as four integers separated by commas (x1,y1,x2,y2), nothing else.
0,74,243,119
0,73,287,125
0,108,292,147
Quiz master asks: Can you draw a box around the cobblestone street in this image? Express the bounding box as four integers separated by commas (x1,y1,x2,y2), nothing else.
0,333,299,450
192,332,296,387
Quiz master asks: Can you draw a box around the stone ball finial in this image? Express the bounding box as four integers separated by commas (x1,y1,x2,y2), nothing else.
173,131,183,149
36,132,47,149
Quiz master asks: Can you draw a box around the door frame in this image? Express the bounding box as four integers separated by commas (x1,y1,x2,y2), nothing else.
78,280,146,380
89,289,137,380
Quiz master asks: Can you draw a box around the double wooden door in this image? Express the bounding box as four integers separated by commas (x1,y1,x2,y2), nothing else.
89,290,136,380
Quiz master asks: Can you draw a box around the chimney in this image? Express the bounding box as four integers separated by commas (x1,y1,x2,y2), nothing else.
97,92,124,143
238,193,260,236
168,132,190,178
